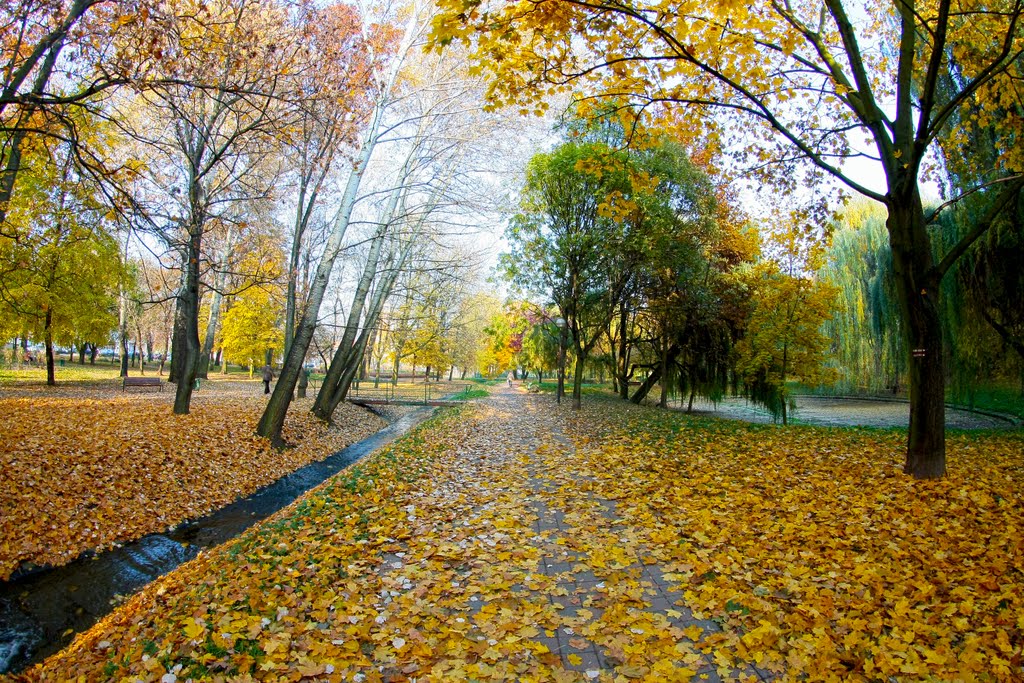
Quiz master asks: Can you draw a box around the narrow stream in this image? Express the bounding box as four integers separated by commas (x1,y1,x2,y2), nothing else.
0,406,433,674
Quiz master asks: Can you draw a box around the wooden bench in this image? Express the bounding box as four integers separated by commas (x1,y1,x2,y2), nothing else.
122,376,162,392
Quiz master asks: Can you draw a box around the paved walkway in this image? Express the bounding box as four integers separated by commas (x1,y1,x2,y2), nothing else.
372,385,773,682
680,395,1013,429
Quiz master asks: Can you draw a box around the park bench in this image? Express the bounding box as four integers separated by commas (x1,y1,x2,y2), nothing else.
122,376,162,392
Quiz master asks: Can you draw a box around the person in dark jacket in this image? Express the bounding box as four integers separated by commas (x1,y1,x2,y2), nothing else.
261,364,274,394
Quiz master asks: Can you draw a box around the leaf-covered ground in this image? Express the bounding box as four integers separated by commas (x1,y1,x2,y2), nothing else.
0,383,387,580
11,387,1024,681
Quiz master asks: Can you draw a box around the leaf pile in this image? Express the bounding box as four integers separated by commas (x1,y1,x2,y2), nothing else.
560,405,1024,680
0,393,387,580
12,392,1024,682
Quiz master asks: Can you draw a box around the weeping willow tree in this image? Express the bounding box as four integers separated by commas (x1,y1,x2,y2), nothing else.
823,199,1023,401
934,204,1024,403
820,201,905,394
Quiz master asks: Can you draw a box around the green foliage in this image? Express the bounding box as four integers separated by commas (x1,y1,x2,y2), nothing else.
737,229,839,424
0,139,122,350
819,202,905,393
502,140,632,307
521,319,560,379
934,196,1024,400
822,199,1024,402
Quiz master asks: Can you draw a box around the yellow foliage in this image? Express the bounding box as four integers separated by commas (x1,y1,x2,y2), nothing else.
17,395,1024,682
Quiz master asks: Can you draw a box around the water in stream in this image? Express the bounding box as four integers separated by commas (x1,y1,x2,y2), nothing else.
0,407,432,674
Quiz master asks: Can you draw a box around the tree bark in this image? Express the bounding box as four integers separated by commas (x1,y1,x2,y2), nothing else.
658,333,670,409
44,309,55,386
886,191,945,478
168,275,187,384
199,226,233,379
630,345,681,404
172,227,203,414
556,323,567,403
571,352,584,409
118,287,129,377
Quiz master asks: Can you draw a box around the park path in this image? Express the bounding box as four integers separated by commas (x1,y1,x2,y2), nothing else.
682,395,1014,429
370,384,774,682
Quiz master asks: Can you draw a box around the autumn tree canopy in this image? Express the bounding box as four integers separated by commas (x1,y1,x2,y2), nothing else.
432,0,1024,478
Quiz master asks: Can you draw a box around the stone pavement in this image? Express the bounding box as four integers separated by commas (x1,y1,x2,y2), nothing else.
407,383,775,681
680,395,1013,429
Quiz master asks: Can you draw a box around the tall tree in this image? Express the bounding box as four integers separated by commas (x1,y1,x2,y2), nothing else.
123,0,299,414
0,136,121,384
279,2,373,360
257,0,429,445
434,0,1024,477
504,140,635,408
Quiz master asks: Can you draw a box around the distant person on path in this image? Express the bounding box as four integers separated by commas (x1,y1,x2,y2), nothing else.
507,372,513,387
261,364,274,394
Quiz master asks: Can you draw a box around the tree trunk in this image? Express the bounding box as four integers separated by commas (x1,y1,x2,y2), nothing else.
199,226,233,379
886,193,945,478
571,350,585,409
556,323,568,404
168,275,187,384
658,334,670,409
118,287,129,377
78,344,86,364
172,227,203,415
630,345,681,404
44,309,55,386
361,324,378,382
90,344,98,365
137,326,146,375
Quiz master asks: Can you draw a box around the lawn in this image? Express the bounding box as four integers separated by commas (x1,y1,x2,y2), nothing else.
0,381,387,580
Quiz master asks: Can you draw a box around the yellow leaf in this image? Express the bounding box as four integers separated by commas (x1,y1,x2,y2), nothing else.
183,619,205,641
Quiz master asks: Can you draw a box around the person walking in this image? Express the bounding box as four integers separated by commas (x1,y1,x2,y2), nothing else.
261,364,275,394
507,371,513,387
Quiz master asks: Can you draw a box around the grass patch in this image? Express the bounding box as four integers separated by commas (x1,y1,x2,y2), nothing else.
449,387,489,400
